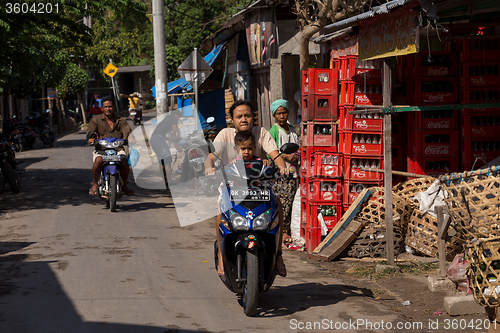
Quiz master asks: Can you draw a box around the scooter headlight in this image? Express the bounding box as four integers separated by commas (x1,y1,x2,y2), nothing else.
229,210,248,231
252,210,271,230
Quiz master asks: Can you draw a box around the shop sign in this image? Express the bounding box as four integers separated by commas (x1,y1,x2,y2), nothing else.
358,4,419,61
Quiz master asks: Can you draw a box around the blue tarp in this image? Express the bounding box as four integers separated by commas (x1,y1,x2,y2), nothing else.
177,89,226,130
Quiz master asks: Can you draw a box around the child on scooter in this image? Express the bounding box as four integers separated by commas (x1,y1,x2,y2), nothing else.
232,131,270,166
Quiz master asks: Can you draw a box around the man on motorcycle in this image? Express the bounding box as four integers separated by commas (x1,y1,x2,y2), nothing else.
127,92,144,121
86,96,134,196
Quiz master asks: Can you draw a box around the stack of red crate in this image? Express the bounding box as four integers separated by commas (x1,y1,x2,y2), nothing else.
339,57,384,212
398,52,460,177
300,68,341,252
457,39,500,170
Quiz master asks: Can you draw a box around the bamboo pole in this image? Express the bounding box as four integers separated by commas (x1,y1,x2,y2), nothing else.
383,58,394,266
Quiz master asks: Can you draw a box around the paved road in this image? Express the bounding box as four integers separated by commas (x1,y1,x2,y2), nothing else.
0,124,403,333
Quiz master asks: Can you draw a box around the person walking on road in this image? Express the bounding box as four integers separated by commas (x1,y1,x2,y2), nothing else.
269,99,300,244
86,96,134,196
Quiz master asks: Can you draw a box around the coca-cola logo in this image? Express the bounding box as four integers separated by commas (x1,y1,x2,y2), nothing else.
472,128,487,136
425,146,450,155
324,165,334,175
357,70,372,79
323,192,333,200
355,95,370,104
427,121,451,129
354,120,369,129
353,145,367,154
427,67,449,76
424,94,451,103
471,77,486,86
473,152,487,159
315,137,329,144
352,170,366,178
474,108,486,112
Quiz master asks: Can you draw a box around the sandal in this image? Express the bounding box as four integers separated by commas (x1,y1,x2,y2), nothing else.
275,258,287,277
124,189,134,196
89,189,98,196
217,266,225,277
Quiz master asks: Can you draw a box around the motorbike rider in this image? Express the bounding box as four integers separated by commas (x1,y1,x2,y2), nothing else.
204,100,288,278
127,92,144,121
88,101,103,118
86,96,134,196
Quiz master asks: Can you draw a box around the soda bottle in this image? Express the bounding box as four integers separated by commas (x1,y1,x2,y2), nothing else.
353,134,359,143
366,135,372,144
360,134,365,143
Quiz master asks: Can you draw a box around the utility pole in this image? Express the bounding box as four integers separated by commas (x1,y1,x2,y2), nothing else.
152,0,168,116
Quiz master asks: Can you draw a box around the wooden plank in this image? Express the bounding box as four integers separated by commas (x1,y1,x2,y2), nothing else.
314,220,364,261
436,206,447,277
313,189,372,256
359,167,427,178
383,58,395,266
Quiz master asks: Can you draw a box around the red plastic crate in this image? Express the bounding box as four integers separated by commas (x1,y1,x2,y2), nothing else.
302,94,339,121
461,110,500,138
303,122,338,147
354,83,383,106
301,146,337,175
461,138,500,165
309,202,342,230
343,131,383,156
301,198,308,230
340,106,384,132
343,180,383,205
343,155,384,181
458,39,500,62
408,52,458,78
407,79,458,105
339,80,354,106
309,150,342,178
392,121,403,145
409,129,459,157
307,178,342,203
397,55,411,81
407,110,459,130
302,68,339,95
300,177,308,198
340,55,357,81
460,88,500,104
460,62,500,88
392,145,404,171
305,227,322,253
407,156,460,178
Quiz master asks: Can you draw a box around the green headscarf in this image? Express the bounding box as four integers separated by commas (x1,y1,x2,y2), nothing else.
270,99,289,115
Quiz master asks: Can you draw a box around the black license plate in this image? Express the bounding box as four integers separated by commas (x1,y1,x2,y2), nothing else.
230,189,270,201
102,155,121,162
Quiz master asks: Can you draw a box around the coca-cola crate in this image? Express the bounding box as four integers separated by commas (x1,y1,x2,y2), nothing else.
300,177,308,197
397,55,411,80
460,88,500,104
461,138,500,165
354,82,383,106
339,80,354,106
300,145,335,174
303,121,338,147
309,151,342,178
458,39,500,62
408,52,458,78
301,198,308,230
343,180,383,205
409,129,459,157
352,58,383,81
302,94,339,121
305,227,322,253
392,145,404,171
460,62,500,88
343,131,383,156
340,106,384,132
340,55,357,81
307,178,342,203
309,201,342,230
407,110,459,130
343,155,384,181
302,68,339,95
407,79,458,105
392,120,403,145
461,110,500,138
407,156,460,178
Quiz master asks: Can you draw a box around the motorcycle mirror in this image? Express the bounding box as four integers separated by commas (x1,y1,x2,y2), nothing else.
280,143,299,155
206,117,215,124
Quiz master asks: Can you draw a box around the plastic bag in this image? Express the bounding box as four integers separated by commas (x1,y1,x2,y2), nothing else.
128,146,140,168
447,253,468,292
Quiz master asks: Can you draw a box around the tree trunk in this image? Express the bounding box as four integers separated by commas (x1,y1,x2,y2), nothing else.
48,99,53,128
58,98,66,133
77,91,87,126
299,25,323,71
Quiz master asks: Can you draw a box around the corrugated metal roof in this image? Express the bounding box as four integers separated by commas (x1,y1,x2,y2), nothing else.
310,27,353,43
324,0,414,32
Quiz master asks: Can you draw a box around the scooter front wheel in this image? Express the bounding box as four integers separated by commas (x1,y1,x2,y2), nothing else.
243,250,259,317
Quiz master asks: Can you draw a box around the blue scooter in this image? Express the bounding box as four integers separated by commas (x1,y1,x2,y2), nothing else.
88,135,126,212
211,142,299,316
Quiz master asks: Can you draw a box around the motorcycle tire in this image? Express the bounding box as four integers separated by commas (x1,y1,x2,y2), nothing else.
110,174,117,212
243,250,259,317
16,143,23,152
2,163,20,194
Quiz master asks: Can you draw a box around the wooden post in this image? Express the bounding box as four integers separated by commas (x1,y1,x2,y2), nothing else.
436,206,447,277
77,92,87,126
383,58,394,266
48,99,53,128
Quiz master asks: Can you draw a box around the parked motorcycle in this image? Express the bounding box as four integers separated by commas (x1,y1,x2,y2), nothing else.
88,134,126,212
0,136,21,193
20,118,36,150
28,110,55,147
179,117,219,196
211,142,299,316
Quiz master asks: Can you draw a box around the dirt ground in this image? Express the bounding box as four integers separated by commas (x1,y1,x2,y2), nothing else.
287,250,493,332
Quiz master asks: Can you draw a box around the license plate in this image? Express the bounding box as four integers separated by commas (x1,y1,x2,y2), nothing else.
130,112,136,116
188,157,205,166
230,189,270,201
102,155,122,162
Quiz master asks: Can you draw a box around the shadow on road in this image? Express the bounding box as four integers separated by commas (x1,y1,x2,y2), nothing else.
0,241,216,333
